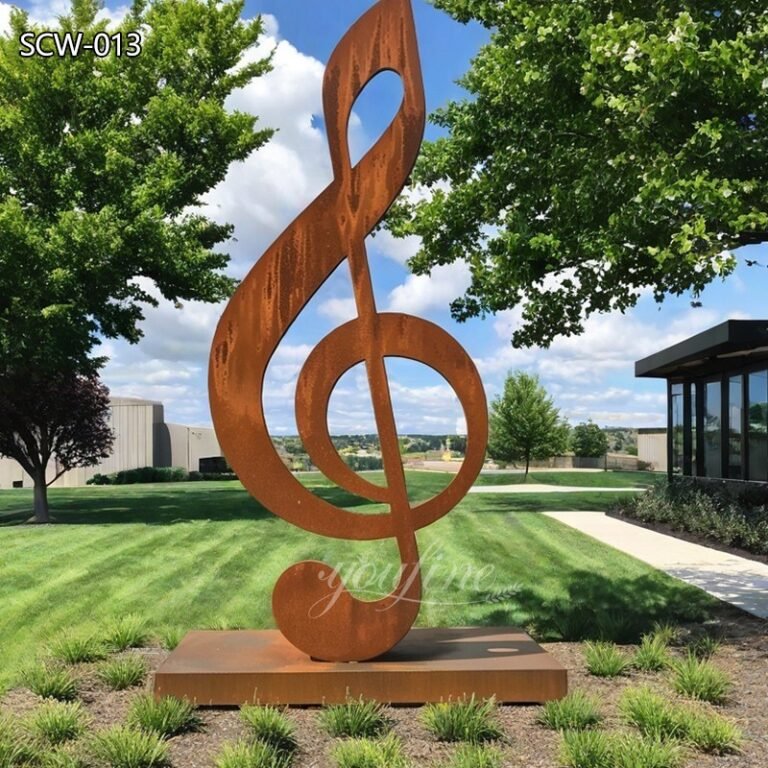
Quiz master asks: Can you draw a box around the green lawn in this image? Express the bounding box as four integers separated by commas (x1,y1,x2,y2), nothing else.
0,472,715,689
472,470,660,488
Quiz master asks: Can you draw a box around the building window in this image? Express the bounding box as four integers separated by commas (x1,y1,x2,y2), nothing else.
703,380,722,478
748,369,768,482
671,383,683,474
728,376,743,479
688,384,697,476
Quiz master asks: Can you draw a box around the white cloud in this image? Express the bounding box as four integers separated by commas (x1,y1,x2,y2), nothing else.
387,262,472,318
318,297,358,324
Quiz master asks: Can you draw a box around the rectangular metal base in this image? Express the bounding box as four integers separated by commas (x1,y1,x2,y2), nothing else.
153,627,567,705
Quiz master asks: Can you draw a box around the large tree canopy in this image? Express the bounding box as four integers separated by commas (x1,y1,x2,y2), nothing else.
0,0,273,371
390,0,768,347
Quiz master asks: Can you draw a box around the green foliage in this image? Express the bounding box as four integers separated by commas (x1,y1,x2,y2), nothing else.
27,701,88,745
104,615,149,651
0,0,274,370
319,699,390,739
87,726,169,768
584,642,630,678
440,745,502,768
488,371,570,475
127,695,201,739
48,632,108,665
619,687,684,740
20,663,78,701
214,741,290,768
571,423,610,458
0,715,41,765
389,0,768,347
158,627,184,651
672,654,732,704
558,730,613,768
239,706,297,757
679,707,742,754
88,467,190,485
40,746,91,768
537,690,603,731
614,480,768,556
687,634,722,660
96,656,148,691
330,734,409,768
421,696,503,744
611,734,684,768
343,455,384,472
632,634,671,672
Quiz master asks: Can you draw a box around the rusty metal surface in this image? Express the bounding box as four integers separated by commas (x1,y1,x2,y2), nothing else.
153,628,568,705
208,0,488,663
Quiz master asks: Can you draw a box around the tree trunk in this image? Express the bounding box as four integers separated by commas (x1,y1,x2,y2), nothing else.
524,455,530,480
33,473,50,523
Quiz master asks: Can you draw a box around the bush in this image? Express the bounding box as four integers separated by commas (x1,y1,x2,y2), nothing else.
104,615,150,651
319,699,390,739
87,467,190,485
421,696,503,744
537,690,603,731
558,731,613,768
127,694,201,738
21,663,78,701
611,734,684,768
632,634,671,672
441,745,502,768
619,687,683,740
214,741,290,768
343,455,384,472
27,701,88,745
48,632,108,665
158,627,184,651
679,708,742,754
240,706,297,756
584,642,630,678
671,655,732,704
97,656,148,691
614,480,768,556
330,734,409,768
88,726,169,768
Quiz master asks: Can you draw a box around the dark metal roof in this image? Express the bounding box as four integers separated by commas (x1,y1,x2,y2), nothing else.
635,320,768,379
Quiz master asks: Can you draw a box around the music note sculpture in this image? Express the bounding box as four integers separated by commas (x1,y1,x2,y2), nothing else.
209,0,487,664
154,0,567,705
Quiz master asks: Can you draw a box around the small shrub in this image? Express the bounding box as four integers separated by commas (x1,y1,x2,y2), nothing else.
27,701,88,745
687,634,722,660
40,746,90,768
584,642,630,678
104,615,150,651
421,696,503,744
678,708,742,754
88,726,169,768
0,718,40,766
21,663,78,701
320,699,390,739
650,623,680,647
214,741,290,768
538,690,602,731
158,627,184,651
48,632,108,665
331,734,409,768
633,635,671,672
442,744,502,768
619,687,683,740
127,694,201,738
240,706,297,756
611,734,684,768
206,618,245,631
97,656,148,691
672,654,731,704
558,730,613,768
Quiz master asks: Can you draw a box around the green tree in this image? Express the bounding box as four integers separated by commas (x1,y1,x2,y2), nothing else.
571,422,609,458
0,0,273,518
389,1,768,347
488,371,569,477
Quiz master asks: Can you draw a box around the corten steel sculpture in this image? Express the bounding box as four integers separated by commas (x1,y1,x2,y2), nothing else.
209,0,488,663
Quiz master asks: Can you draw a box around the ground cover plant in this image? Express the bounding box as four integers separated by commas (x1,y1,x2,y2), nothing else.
19,664,78,701
319,699,390,739
537,690,603,731
240,705,298,757
214,740,290,768
584,642,631,678
421,696,503,743
127,695,201,739
88,725,169,768
97,656,149,691
26,700,88,745
330,734,409,768
671,655,732,704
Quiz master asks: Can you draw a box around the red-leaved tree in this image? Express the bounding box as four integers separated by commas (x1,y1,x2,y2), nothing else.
0,370,114,522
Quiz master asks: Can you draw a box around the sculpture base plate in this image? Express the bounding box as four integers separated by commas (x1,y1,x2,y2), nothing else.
153,627,567,705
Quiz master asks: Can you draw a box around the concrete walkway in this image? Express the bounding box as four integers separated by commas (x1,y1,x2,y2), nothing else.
469,484,643,494
545,512,768,620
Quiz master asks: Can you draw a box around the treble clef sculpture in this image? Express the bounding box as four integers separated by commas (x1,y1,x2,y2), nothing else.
209,0,488,663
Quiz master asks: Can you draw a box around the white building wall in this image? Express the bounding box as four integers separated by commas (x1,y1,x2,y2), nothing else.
164,423,221,472
638,429,668,472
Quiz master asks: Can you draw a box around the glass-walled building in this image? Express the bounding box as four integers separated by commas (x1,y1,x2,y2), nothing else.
636,320,768,483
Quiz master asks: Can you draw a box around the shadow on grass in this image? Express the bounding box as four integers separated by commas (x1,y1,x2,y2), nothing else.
468,493,637,513
472,570,716,643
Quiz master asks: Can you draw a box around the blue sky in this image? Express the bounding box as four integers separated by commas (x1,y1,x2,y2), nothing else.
5,0,768,434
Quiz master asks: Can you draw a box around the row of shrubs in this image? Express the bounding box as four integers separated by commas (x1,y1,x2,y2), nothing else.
86,467,238,485
614,478,768,556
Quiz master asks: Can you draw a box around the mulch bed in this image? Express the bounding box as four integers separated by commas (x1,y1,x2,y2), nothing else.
2,609,767,767
606,509,768,566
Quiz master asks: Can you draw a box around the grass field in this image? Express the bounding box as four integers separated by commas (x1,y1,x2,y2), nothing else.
472,470,660,488
0,472,715,689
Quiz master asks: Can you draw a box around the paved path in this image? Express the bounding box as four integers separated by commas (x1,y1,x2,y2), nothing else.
469,484,643,494
545,512,768,620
